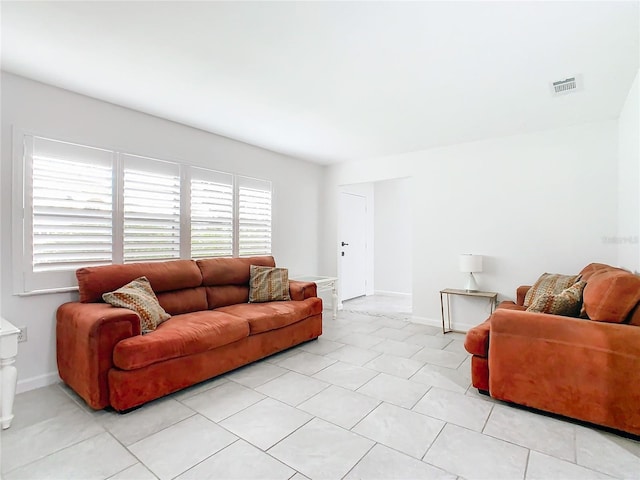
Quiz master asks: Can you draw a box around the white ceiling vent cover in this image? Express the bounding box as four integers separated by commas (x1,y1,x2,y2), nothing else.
550,75,583,96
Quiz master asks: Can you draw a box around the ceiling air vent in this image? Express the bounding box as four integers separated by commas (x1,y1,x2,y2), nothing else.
550,74,583,96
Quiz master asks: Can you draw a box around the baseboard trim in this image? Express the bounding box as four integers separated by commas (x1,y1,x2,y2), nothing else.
17,372,60,394
411,315,473,333
409,316,441,327
373,290,411,298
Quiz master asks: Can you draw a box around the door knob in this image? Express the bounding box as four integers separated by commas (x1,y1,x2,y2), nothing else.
341,241,349,247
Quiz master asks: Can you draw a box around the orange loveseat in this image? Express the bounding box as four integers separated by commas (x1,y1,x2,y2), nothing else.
56,256,322,411
464,263,640,435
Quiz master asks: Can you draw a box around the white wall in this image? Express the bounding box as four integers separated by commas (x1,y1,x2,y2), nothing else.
374,178,412,295
1,72,324,392
323,120,619,328
617,69,640,272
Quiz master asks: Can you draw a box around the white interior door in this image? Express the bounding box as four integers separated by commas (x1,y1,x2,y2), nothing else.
339,192,367,300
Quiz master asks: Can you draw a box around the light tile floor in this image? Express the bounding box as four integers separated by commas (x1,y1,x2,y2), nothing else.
2,295,640,480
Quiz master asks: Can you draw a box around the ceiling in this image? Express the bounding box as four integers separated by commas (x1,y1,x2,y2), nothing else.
2,1,638,165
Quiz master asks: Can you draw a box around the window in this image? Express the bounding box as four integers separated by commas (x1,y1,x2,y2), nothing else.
122,154,181,262
18,134,273,293
23,136,114,292
190,168,234,258
238,176,272,256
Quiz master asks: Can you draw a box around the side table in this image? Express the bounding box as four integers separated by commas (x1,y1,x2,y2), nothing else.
0,317,19,429
440,288,497,334
292,276,338,319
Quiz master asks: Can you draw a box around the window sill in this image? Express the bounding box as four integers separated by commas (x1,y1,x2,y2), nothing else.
15,286,79,297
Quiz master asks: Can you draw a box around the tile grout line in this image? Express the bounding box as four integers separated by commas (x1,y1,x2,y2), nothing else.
104,430,150,478
480,403,496,433
522,448,531,480
347,399,384,433
420,417,448,462
260,416,319,475
4,430,109,477
339,441,378,479
167,437,242,480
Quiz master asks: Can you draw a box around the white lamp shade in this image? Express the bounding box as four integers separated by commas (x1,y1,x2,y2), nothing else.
459,254,483,273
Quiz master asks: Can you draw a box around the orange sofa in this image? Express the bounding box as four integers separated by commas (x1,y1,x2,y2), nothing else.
464,263,640,435
56,256,322,411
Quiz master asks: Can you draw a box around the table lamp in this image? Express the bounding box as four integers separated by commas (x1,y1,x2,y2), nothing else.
459,254,483,292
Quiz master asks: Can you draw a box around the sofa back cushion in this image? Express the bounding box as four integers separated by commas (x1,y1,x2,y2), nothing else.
155,287,208,316
197,256,276,285
582,269,640,323
77,259,203,304
205,285,251,309
197,256,276,308
579,263,629,318
579,263,618,281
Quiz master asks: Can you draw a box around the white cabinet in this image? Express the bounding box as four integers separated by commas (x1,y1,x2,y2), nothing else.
0,318,19,429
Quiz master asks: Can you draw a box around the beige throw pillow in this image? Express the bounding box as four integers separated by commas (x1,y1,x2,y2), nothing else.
249,265,291,303
102,276,170,333
526,280,586,317
523,272,580,308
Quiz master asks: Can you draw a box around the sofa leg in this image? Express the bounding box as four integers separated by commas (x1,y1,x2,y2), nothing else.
478,389,490,396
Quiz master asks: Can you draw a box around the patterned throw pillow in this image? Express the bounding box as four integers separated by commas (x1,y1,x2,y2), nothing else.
248,265,291,303
102,276,170,333
523,273,580,308
526,280,587,317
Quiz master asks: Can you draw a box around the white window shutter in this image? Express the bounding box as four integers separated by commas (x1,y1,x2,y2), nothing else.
19,133,276,293
238,176,272,256
190,168,234,258
29,136,113,275
121,154,181,262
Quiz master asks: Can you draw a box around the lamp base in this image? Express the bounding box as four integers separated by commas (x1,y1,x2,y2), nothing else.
465,273,478,292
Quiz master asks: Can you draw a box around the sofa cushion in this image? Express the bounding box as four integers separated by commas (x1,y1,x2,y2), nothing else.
523,273,580,308
526,281,586,317
249,265,291,303
102,277,171,333
217,298,323,334
113,311,249,370
582,269,640,323
77,259,202,303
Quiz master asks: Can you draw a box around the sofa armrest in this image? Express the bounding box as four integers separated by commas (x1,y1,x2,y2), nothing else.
516,285,532,306
289,280,318,301
488,308,640,433
56,302,141,409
